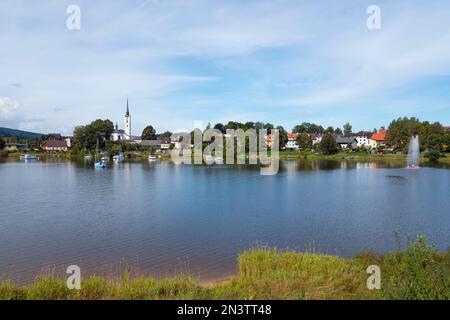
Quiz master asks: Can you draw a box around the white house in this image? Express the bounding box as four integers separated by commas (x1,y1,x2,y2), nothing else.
285,133,299,150
353,132,373,149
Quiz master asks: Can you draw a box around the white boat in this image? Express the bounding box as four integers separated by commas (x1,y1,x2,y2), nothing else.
113,153,125,162
148,155,157,161
84,154,93,161
20,154,38,160
95,160,106,169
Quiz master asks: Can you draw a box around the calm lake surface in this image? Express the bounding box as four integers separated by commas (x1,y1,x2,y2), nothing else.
0,158,449,283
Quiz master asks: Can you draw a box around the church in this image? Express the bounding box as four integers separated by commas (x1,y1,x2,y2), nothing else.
111,99,132,141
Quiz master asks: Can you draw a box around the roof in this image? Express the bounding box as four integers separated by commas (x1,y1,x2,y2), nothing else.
371,130,387,141
335,136,356,144
140,140,163,146
287,133,298,139
45,140,68,148
352,131,373,138
5,142,28,147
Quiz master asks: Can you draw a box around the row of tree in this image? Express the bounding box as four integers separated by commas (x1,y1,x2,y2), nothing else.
385,117,449,153
70,117,450,157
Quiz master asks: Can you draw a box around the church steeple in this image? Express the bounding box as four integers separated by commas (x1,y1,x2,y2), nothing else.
124,98,131,139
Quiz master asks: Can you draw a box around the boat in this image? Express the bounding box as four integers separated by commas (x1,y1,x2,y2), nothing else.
95,160,106,169
113,153,125,162
94,138,107,168
101,152,110,162
84,154,93,161
148,155,157,161
20,154,38,161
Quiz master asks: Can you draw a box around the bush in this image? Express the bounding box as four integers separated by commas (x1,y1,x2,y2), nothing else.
425,149,440,162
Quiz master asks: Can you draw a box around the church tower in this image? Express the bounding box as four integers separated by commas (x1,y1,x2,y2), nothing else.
124,98,131,139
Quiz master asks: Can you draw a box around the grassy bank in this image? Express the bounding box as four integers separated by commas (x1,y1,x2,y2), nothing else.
279,150,450,163
1,236,448,300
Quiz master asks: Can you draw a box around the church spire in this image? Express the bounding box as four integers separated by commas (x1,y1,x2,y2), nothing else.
125,98,130,117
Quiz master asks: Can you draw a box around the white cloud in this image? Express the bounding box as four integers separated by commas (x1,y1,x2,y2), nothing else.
0,97,20,121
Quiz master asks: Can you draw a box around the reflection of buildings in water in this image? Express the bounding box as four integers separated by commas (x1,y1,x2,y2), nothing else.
356,162,378,169
283,160,299,173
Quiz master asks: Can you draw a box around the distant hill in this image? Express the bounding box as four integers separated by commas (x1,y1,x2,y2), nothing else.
0,127,43,139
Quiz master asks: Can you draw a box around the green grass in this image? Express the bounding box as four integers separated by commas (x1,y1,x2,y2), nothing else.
0,236,448,300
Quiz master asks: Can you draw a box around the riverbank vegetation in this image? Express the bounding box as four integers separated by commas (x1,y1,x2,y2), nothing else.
1,236,448,300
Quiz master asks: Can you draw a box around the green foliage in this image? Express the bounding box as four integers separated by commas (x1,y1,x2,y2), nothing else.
276,126,288,149
1,236,448,300
425,149,440,162
296,133,313,150
318,133,339,155
293,123,324,134
343,122,352,137
382,236,450,300
386,117,444,153
141,125,157,140
72,119,114,151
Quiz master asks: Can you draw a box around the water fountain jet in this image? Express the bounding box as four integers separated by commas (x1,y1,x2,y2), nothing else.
407,135,420,169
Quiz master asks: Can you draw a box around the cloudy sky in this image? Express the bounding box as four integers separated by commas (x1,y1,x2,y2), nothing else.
1,0,450,135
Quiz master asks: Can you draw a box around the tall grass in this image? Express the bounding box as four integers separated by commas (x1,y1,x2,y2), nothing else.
0,236,448,300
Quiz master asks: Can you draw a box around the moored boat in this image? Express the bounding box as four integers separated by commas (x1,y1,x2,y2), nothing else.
20,154,38,161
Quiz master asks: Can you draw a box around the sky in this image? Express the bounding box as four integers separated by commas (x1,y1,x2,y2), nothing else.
1,0,450,136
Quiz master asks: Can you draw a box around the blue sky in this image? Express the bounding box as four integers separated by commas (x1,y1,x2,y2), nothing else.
1,0,450,135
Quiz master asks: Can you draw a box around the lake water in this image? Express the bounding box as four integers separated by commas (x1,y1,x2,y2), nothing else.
0,158,449,283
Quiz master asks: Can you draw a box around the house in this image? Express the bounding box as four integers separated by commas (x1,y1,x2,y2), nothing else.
310,133,323,146
171,133,189,149
160,137,171,150
139,137,172,152
370,129,387,149
443,126,450,131
44,139,69,151
285,133,299,150
4,142,29,152
43,134,71,151
335,136,357,150
352,131,373,149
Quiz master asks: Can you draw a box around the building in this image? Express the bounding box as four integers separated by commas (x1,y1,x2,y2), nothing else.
443,126,450,131
111,99,132,141
311,133,323,146
139,136,172,152
43,134,71,151
286,133,299,150
370,129,387,149
353,131,373,149
335,136,357,150
4,142,29,152
44,139,69,151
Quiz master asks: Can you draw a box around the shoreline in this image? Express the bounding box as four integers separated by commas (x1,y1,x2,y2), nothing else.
1,237,448,300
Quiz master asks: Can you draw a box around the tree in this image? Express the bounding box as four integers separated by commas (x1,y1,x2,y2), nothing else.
296,133,313,150
141,125,157,140
0,139,5,150
334,128,343,135
324,126,334,134
343,122,352,137
275,126,288,149
425,149,440,162
159,131,172,138
72,119,114,151
213,123,226,134
318,133,339,155
293,123,310,133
